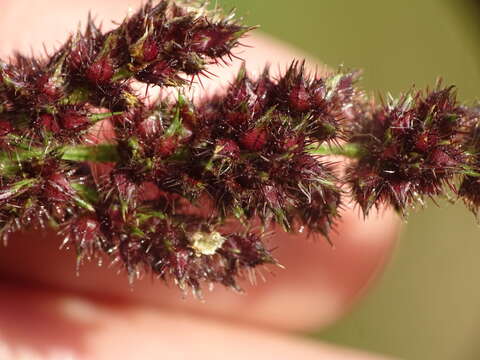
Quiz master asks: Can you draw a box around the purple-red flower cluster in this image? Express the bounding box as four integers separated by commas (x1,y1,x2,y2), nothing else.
192,63,356,234
84,62,356,289
1,0,480,293
347,85,472,214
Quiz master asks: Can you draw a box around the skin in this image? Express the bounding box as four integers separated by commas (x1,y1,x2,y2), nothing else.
0,1,400,359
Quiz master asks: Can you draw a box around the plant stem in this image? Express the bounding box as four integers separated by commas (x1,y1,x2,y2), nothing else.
307,143,364,158
0,142,364,176
60,144,120,162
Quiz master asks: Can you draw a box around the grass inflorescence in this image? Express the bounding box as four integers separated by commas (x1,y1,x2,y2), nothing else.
1,0,480,295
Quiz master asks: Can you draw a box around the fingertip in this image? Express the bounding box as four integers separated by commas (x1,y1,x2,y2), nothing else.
0,282,393,360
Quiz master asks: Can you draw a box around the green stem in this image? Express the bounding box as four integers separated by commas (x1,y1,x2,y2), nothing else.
60,144,120,162
0,142,364,178
307,143,365,158
0,144,120,178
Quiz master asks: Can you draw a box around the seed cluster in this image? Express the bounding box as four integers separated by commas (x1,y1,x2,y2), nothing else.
1,0,480,294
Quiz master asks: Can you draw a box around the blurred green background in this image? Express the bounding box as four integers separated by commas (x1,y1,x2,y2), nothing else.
217,1,480,359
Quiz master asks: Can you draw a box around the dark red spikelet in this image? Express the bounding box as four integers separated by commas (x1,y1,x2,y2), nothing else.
458,107,480,213
136,60,180,86
240,128,268,151
86,57,114,84
155,136,178,157
273,61,308,112
216,139,240,158
223,69,256,125
36,74,61,100
222,233,275,268
269,61,357,143
281,134,304,152
37,113,61,133
190,23,247,58
0,120,12,136
62,215,104,258
113,173,138,203
459,176,480,212
142,37,160,62
169,249,190,280
44,173,74,202
347,85,467,214
118,236,147,274
74,216,101,243
68,40,91,71
295,188,341,237
61,109,89,130
289,84,311,112
136,115,161,138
